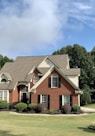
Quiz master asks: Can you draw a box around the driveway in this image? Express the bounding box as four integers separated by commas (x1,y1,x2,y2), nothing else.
81,107,95,113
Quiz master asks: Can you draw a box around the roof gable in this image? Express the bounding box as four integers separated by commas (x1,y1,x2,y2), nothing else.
31,66,81,93
38,57,54,68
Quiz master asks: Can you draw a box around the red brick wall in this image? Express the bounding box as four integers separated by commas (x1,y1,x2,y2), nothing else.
31,70,79,110
9,87,19,104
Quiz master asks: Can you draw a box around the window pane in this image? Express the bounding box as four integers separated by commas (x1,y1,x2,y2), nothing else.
53,77,58,87
33,76,39,84
64,95,70,105
51,75,59,88
0,91,3,100
4,91,7,100
42,95,48,109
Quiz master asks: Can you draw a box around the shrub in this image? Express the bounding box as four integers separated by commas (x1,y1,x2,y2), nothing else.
15,102,27,112
0,100,9,110
35,103,45,113
61,104,71,114
72,105,80,113
49,109,61,114
28,103,37,112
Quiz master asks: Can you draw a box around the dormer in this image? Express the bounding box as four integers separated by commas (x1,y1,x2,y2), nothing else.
0,72,12,83
38,57,54,68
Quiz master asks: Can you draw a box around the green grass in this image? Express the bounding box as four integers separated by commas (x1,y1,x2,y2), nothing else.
0,111,95,136
84,104,95,108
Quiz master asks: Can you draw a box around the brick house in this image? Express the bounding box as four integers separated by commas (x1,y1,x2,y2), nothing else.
0,55,81,110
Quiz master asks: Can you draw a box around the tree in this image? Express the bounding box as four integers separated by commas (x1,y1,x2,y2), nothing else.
80,85,91,105
0,55,13,69
53,44,94,89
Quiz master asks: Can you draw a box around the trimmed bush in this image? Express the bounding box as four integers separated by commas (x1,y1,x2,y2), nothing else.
61,104,71,114
72,105,80,113
28,103,37,112
15,102,27,112
0,100,9,110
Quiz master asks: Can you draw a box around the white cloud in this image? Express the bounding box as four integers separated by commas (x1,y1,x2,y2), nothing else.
0,0,95,58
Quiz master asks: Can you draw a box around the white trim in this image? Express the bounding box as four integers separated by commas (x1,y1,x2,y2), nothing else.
40,95,42,103
28,83,30,92
78,94,80,106
62,95,64,105
51,74,59,88
28,66,36,74
31,66,55,92
31,65,81,94
62,95,70,105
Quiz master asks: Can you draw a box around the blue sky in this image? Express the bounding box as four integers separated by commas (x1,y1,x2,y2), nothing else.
0,0,95,59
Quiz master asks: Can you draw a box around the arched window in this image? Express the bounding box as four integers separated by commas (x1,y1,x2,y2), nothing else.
0,74,8,83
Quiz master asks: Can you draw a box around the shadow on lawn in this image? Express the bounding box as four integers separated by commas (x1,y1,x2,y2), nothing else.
78,127,95,133
0,130,26,136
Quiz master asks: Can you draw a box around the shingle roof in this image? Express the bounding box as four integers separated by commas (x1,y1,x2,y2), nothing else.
0,54,79,90
61,68,80,76
31,66,81,93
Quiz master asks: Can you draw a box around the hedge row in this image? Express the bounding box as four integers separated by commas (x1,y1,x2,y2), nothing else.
0,100,81,114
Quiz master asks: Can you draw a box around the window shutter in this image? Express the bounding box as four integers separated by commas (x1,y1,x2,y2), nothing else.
58,77,61,88
70,95,72,106
48,95,50,109
48,77,51,88
38,95,40,104
59,95,62,110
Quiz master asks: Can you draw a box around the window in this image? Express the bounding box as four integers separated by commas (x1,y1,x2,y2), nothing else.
38,94,50,109
0,74,8,83
64,95,70,105
59,95,72,109
0,90,9,102
0,91,3,100
48,74,61,88
33,76,39,84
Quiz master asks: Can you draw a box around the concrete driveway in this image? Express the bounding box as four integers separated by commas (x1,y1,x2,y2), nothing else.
81,107,95,113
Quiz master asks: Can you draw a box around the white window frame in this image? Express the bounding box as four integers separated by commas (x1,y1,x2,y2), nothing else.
51,74,59,88
62,95,70,105
40,95,49,109
0,90,9,102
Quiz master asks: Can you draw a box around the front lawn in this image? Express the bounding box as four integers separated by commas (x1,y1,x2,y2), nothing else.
84,104,95,109
0,111,95,136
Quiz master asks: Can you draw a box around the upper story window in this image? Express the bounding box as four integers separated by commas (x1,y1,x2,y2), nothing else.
0,73,12,83
0,74,8,83
33,76,39,84
48,74,61,88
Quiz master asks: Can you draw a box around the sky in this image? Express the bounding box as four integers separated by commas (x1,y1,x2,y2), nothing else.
0,0,95,59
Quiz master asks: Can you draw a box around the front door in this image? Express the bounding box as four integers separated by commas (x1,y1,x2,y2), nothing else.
21,93,28,103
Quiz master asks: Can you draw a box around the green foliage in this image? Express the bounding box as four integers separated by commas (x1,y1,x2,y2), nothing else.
53,44,95,89
28,103,37,112
0,55,13,69
15,102,27,112
0,100,9,109
72,105,80,112
80,85,91,105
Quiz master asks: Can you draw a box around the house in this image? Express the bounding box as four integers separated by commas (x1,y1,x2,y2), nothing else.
0,55,81,110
